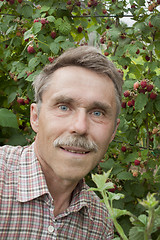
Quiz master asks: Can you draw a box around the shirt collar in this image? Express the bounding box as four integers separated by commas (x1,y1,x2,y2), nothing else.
68,179,95,221
17,143,96,221
17,142,49,202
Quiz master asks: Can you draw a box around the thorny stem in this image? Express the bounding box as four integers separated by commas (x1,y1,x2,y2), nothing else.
101,191,129,240
146,208,154,240
148,31,156,75
145,116,150,150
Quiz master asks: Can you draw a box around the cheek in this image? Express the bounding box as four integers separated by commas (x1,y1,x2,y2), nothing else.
93,125,114,144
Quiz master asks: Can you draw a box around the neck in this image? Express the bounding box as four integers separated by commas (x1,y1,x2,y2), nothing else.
46,174,78,217
34,142,79,217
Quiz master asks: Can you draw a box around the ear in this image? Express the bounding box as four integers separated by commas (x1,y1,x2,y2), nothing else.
30,103,39,133
109,118,120,143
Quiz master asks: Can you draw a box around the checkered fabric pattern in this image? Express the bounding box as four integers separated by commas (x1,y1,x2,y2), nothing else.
0,143,114,239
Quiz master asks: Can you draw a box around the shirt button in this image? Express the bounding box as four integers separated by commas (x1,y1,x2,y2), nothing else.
48,225,54,234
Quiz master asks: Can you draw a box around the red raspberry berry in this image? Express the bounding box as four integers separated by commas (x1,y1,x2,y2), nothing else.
34,19,39,23
48,57,54,63
27,45,35,54
139,88,146,94
146,84,153,92
127,100,133,107
41,18,46,25
150,92,157,99
134,81,140,90
121,102,126,108
121,146,127,152
145,55,150,61
102,9,107,14
149,21,153,27
51,31,56,39
76,1,81,6
131,4,136,8
140,80,147,88
123,90,130,97
67,0,72,5
77,26,83,33
108,184,117,193
104,52,109,56
17,97,25,105
134,159,141,166
100,37,105,44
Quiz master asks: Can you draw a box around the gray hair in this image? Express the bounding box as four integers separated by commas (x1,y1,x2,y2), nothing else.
32,46,123,118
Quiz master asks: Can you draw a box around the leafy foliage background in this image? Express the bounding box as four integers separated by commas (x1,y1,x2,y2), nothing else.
0,0,160,238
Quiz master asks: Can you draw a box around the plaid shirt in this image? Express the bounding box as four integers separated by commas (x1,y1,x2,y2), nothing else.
0,143,114,239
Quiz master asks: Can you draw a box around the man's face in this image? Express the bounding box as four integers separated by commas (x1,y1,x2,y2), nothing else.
30,66,119,182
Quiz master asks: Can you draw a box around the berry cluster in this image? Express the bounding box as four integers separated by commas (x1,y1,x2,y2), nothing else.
34,18,49,25
17,97,30,105
87,0,98,7
148,0,160,11
122,79,158,109
134,79,157,99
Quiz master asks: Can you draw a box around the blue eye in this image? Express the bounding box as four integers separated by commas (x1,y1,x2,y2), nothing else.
93,111,102,117
59,105,69,111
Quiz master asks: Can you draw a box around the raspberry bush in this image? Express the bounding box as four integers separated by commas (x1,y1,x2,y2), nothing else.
0,0,160,238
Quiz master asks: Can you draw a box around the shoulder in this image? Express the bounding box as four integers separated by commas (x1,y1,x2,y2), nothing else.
0,145,24,171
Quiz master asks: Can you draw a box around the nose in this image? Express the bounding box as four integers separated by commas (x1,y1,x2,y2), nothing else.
69,109,88,136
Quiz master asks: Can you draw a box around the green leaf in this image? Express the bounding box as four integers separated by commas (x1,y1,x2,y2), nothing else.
59,22,71,35
33,22,42,34
155,78,160,89
100,158,115,170
151,14,160,28
46,16,55,22
0,108,18,129
91,169,112,190
21,4,33,18
54,36,67,43
125,152,139,164
40,5,50,12
117,171,134,180
135,113,143,127
112,208,130,219
60,41,75,50
108,192,125,201
154,95,160,111
109,26,120,42
55,18,62,28
50,42,60,54
6,25,17,35
87,24,99,34
24,29,33,40
135,93,148,111
138,214,147,225
8,92,17,104
17,69,27,79
129,64,144,79
26,70,41,82
28,57,40,69
129,226,144,240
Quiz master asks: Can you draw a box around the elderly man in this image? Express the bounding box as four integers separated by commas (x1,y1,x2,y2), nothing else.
0,46,123,239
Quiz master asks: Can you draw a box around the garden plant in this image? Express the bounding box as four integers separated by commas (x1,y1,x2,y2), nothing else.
0,0,160,239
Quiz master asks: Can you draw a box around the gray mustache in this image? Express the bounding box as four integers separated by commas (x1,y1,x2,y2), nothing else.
53,135,98,152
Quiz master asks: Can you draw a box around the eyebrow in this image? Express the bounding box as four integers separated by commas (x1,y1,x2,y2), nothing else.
52,95,113,114
53,96,75,104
